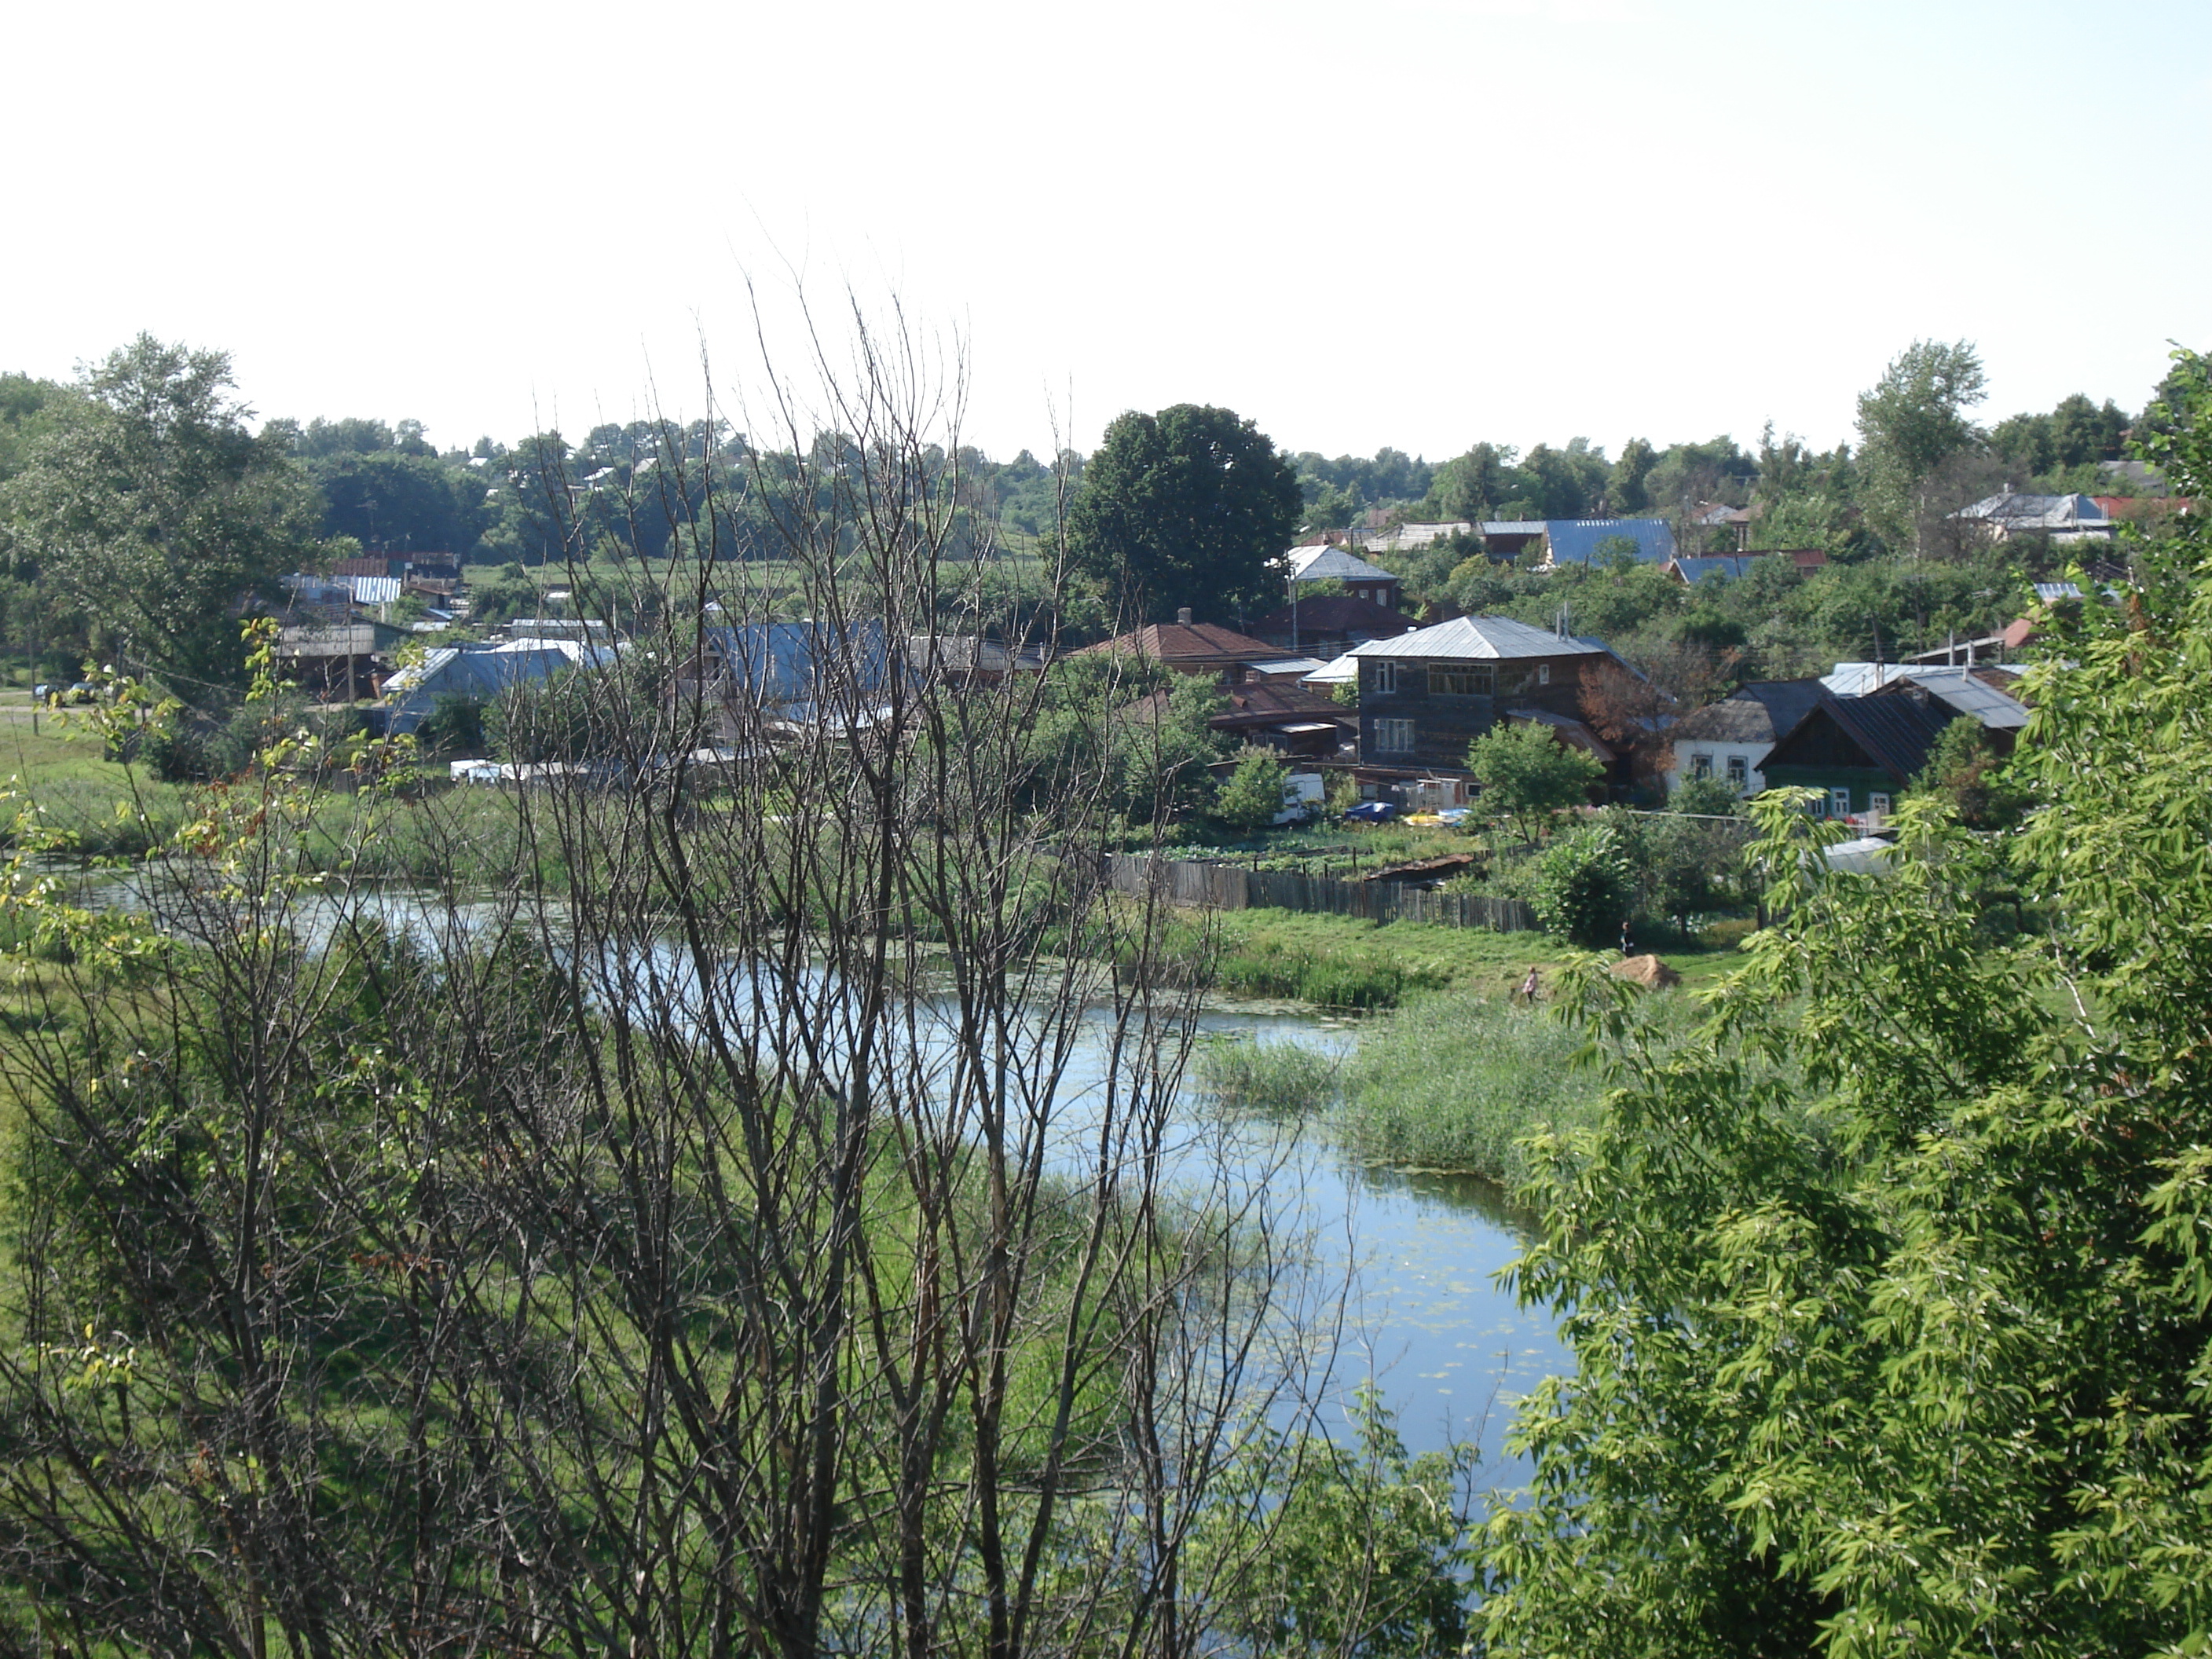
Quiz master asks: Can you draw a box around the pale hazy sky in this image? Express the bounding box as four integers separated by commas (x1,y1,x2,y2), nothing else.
6,0,2207,465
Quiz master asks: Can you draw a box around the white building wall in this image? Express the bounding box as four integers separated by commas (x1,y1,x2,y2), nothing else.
1667,737,1774,798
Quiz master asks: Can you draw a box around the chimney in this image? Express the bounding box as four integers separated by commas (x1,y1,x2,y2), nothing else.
1177,606,1192,625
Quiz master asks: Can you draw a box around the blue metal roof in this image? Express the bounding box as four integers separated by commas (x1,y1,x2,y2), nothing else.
1544,518,1677,566
701,621,894,709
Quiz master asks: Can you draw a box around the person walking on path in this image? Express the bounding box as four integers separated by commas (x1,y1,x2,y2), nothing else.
1517,965,1541,1005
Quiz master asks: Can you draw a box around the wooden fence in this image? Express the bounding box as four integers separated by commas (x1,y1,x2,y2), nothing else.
1101,853,1539,932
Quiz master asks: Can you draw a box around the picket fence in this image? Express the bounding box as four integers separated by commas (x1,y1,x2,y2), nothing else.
1101,853,1539,933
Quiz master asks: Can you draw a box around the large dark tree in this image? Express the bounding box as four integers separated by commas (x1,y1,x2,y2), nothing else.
1066,403,1302,623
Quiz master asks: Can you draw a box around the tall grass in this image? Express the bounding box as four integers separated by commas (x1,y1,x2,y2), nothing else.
1194,1035,1342,1114
1335,991,1604,1185
1148,909,1551,1009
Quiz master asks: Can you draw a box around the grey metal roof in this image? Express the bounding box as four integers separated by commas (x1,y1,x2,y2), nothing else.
1359,522,1472,552
1869,667,2030,731
1286,544,1399,584
1478,520,1547,535
1821,663,2027,730
1346,614,1612,661
1954,493,2111,530
1821,661,1892,696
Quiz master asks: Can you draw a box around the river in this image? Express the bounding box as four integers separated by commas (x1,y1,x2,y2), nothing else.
61,868,1569,1482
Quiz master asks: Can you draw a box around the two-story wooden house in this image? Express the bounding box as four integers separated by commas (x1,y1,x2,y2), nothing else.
1344,615,1620,776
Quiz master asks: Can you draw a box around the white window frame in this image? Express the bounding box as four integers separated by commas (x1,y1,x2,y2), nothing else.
1869,791,1892,818
1374,717,1415,754
1829,787,1852,819
1726,754,1749,788
1691,753,1714,779
1369,660,1398,695
1536,662,1552,686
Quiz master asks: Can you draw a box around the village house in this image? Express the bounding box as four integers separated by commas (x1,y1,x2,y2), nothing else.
1073,613,1284,679
901,633,1049,687
383,637,617,736
1757,668,2029,822
1950,493,2115,543
1207,679,1357,760
1664,679,1827,799
1537,518,1677,568
1282,544,1404,609
1249,594,1416,658
1662,548,1827,584
1344,614,1623,780
275,618,408,702
674,621,896,746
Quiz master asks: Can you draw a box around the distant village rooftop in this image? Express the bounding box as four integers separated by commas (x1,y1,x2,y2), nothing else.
1345,614,1614,662
1284,544,1400,586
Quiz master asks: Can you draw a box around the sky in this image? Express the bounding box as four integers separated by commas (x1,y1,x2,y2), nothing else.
5,0,2208,468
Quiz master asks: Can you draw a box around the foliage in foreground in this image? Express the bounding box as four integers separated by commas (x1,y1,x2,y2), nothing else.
1475,352,2212,1657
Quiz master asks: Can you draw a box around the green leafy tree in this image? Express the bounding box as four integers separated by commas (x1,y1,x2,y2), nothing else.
1473,348,2212,1657
1067,404,1302,622
309,448,490,556
1426,441,1518,522
1022,653,1225,826
1467,720,1606,843
1608,436,1657,514
1,335,317,690
1671,773,1742,817
1214,749,1292,833
1911,714,2029,830
1855,338,1989,551
1530,824,1635,945
0,372,75,487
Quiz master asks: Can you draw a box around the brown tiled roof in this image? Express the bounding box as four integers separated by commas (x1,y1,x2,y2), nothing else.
1213,682,1355,731
1074,622,1280,667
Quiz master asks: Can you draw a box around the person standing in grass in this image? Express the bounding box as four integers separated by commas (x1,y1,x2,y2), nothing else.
1517,965,1540,1005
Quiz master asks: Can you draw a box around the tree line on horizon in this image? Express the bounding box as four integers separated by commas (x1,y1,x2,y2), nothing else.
0,334,2192,701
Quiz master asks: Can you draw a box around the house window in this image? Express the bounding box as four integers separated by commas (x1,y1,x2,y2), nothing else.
1691,753,1713,779
1369,661,1398,695
1373,718,1415,753
1870,792,1892,819
1536,662,1551,686
1726,755,1749,788
1829,787,1852,819
1430,665,1494,697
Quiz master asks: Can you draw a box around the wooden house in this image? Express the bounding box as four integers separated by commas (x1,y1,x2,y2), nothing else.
1344,615,1622,776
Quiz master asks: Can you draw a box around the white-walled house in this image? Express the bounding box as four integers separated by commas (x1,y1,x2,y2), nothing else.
1664,680,1825,798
